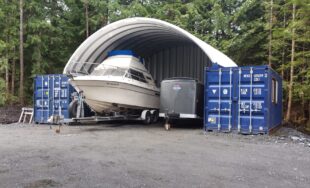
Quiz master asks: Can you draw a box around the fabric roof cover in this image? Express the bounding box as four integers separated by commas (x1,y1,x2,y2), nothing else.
63,17,237,75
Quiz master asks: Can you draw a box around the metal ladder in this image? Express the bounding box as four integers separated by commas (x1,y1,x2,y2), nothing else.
18,107,34,124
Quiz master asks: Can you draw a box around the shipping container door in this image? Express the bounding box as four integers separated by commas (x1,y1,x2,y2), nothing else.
34,75,51,123
205,68,234,132
53,75,70,119
236,67,268,134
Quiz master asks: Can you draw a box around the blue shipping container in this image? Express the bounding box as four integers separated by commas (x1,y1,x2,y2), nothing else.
204,65,282,134
34,74,75,124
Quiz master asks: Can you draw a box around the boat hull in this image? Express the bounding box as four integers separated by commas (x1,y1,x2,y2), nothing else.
70,79,160,114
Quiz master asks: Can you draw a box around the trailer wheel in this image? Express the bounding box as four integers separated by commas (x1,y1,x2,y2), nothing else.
69,100,78,118
142,111,151,125
150,110,159,123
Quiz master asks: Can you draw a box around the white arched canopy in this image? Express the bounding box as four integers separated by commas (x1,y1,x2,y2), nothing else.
64,17,237,82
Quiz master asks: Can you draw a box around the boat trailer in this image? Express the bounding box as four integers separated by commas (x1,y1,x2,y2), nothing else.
61,92,158,125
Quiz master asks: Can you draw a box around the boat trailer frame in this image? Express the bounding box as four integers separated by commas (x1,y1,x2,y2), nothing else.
63,114,144,124
61,91,157,125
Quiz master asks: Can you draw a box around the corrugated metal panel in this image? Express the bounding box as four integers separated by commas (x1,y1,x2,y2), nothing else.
63,17,237,76
145,44,211,84
34,75,75,124
204,65,282,134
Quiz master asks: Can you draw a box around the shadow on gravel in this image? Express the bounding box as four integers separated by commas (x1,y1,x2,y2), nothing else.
72,120,163,133
24,179,61,188
164,119,203,130
67,119,203,132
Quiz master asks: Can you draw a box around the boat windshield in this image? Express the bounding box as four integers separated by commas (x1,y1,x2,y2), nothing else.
91,65,126,77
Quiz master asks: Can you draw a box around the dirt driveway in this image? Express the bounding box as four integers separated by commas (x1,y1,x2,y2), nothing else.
0,123,309,188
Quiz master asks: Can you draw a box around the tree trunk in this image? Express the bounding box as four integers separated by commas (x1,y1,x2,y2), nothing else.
85,0,89,38
281,6,286,117
19,0,24,105
308,102,310,127
268,0,273,67
281,8,286,78
5,59,9,99
5,0,9,100
285,3,296,122
11,55,15,96
9,2,15,99
301,92,305,121
301,44,306,120
106,1,110,25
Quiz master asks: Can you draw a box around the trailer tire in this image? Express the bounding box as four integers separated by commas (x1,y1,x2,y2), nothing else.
150,110,159,123
142,110,151,125
69,100,78,118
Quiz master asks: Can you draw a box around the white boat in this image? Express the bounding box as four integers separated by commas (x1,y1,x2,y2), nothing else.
69,51,160,115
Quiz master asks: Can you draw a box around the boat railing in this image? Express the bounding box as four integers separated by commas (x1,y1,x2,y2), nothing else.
69,61,99,76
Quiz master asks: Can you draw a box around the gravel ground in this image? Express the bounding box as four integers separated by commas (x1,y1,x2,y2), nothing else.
0,123,309,188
